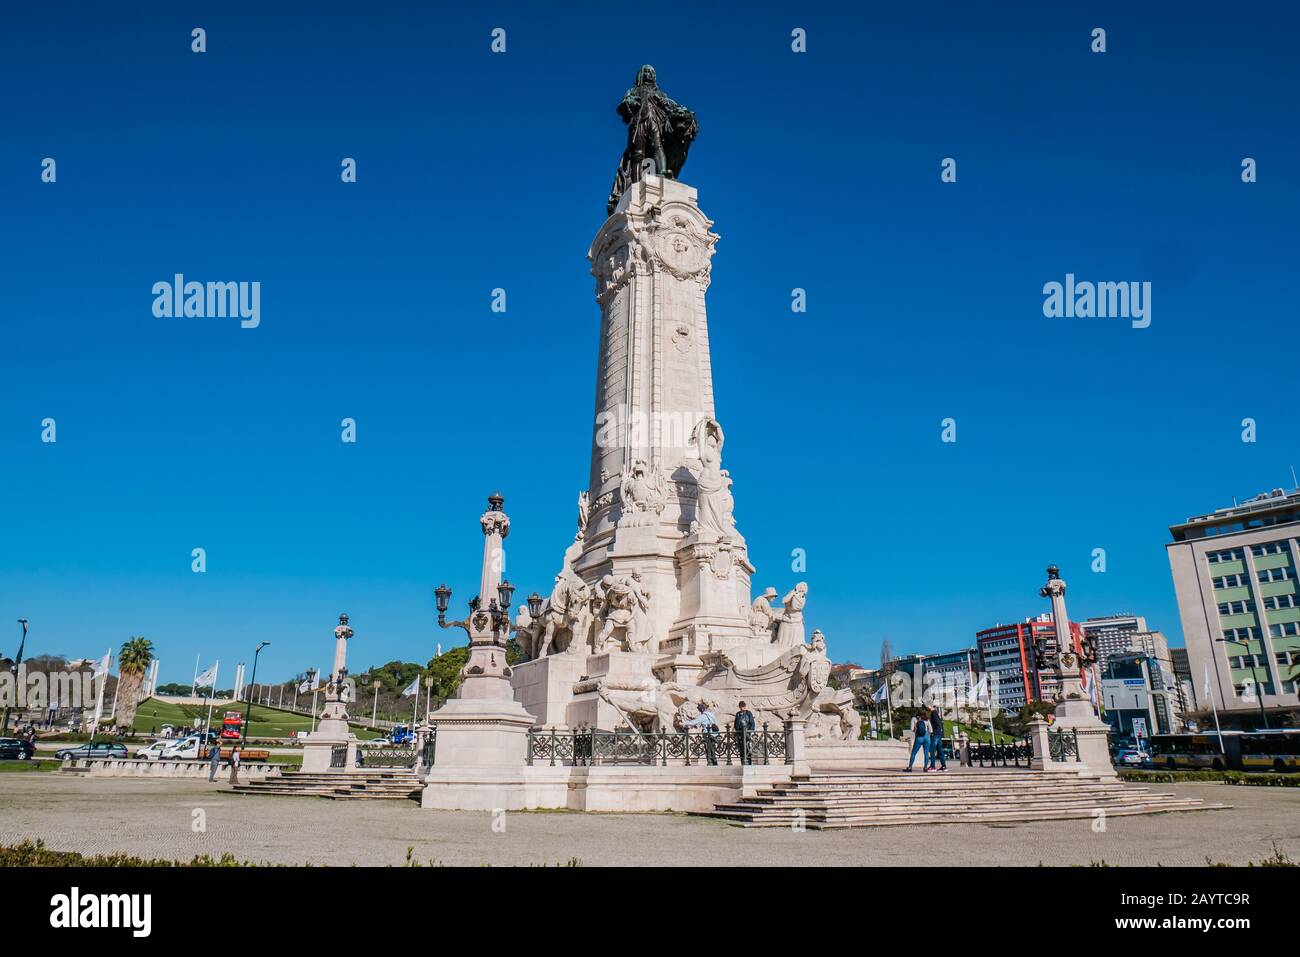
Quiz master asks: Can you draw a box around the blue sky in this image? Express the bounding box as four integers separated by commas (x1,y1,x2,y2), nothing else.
2,2,1298,683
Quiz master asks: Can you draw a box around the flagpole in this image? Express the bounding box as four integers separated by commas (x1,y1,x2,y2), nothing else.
91,647,110,738
191,652,200,699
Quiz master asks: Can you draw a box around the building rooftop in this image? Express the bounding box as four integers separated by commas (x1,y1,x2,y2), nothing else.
1170,486,1300,542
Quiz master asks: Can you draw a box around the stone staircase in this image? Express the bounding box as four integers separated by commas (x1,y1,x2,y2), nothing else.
232,769,421,801
702,768,1229,829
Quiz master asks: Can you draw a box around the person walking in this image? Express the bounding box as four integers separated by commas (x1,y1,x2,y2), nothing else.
228,745,241,785
927,705,947,771
207,740,223,782
906,712,930,771
734,700,756,765
684,702,720,765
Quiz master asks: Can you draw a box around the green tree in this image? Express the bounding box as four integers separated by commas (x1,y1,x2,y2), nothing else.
115,637,155,730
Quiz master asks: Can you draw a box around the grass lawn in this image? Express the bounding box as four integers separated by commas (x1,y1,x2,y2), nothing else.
131,698,380,740
0,760,61,773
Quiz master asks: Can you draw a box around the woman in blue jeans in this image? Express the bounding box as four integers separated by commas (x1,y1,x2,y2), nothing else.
906,714,930,771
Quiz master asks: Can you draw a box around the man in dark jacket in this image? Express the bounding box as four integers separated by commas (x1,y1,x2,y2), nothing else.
734,701,756,764
927,705,947,771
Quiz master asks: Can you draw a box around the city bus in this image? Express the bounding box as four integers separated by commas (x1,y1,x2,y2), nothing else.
1147,729,1300,772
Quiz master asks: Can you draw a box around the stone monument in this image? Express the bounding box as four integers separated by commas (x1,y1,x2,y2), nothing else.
1029,565,1115,777
508,65,870,748
300,614,359,772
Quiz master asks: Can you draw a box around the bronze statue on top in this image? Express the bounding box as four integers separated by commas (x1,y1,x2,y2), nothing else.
607,65,698,215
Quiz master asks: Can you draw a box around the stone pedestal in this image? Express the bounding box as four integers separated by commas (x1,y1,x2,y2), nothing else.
1051,703,1116,779
784,717,810,779
301,730,356,772
511,653,589,728
670,533,755,645
425,697,536,768
567,650,656,729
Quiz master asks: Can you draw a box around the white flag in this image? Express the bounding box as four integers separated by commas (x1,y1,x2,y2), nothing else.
195,663,218,688
965,674,989,705
871,682,889,703
298,677,311,693
92,653,112,678
401,677,420,698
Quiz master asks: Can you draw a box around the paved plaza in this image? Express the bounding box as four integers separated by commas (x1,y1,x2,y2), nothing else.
1,774,1296,866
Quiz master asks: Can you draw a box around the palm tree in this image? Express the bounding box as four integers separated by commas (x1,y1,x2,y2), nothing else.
115,637,155,731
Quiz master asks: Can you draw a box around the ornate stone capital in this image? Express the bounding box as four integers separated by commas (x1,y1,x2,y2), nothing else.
480,510,511,539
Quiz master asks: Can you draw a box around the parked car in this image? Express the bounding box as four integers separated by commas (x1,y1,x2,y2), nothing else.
134,740,173,760
161,735,204,760
1114,748,1149,767
0,737,36,760
55,741,129,760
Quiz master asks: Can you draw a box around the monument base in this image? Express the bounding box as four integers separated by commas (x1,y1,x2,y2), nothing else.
510,652,589,728
425,696,537,767
1029,709,1116,779
420,763,792,812
300,734,356,772
807,739,911,772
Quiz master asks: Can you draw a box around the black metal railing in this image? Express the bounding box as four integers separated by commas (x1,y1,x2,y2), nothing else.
1048,728,1081,762
968,737,1033,768
329,744,348,769
527,723,789,767
358,747,417,769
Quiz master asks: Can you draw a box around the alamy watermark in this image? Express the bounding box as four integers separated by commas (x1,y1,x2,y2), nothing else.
152,274,260,329
1042,273,1150,329
594,403,708,452
0,666,97,710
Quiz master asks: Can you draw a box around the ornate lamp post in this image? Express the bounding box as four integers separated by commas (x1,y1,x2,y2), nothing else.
422,492,545,793
433,493,525,701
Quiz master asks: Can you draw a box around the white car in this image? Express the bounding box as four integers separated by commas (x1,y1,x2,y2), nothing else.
134,740,172,761
1115,748,1149,766
161,736,203,760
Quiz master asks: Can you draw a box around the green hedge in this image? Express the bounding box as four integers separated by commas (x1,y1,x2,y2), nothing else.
1119,769,1300,786
0,839,259,867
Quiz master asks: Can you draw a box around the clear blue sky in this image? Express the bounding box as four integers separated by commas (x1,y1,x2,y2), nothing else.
3,2,1298,683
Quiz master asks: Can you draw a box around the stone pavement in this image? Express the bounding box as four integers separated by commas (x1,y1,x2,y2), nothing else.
0,775,1295,866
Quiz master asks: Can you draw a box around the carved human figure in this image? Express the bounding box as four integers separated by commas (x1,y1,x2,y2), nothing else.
576,490,590,542
607,64,698,215
626,572,655,654
748,587,779,638
619,459,668,525
537,575,572,658
773,583,808,649
595,575,636,651
565,580,594,655
690,418,734,540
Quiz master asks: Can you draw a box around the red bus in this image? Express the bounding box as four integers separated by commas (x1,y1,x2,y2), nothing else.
219,711,244,740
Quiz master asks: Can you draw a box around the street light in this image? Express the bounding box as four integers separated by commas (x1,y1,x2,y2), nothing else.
1216,637,1270,730
434,583,452,626
1,619,29,734
241,641,270,747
